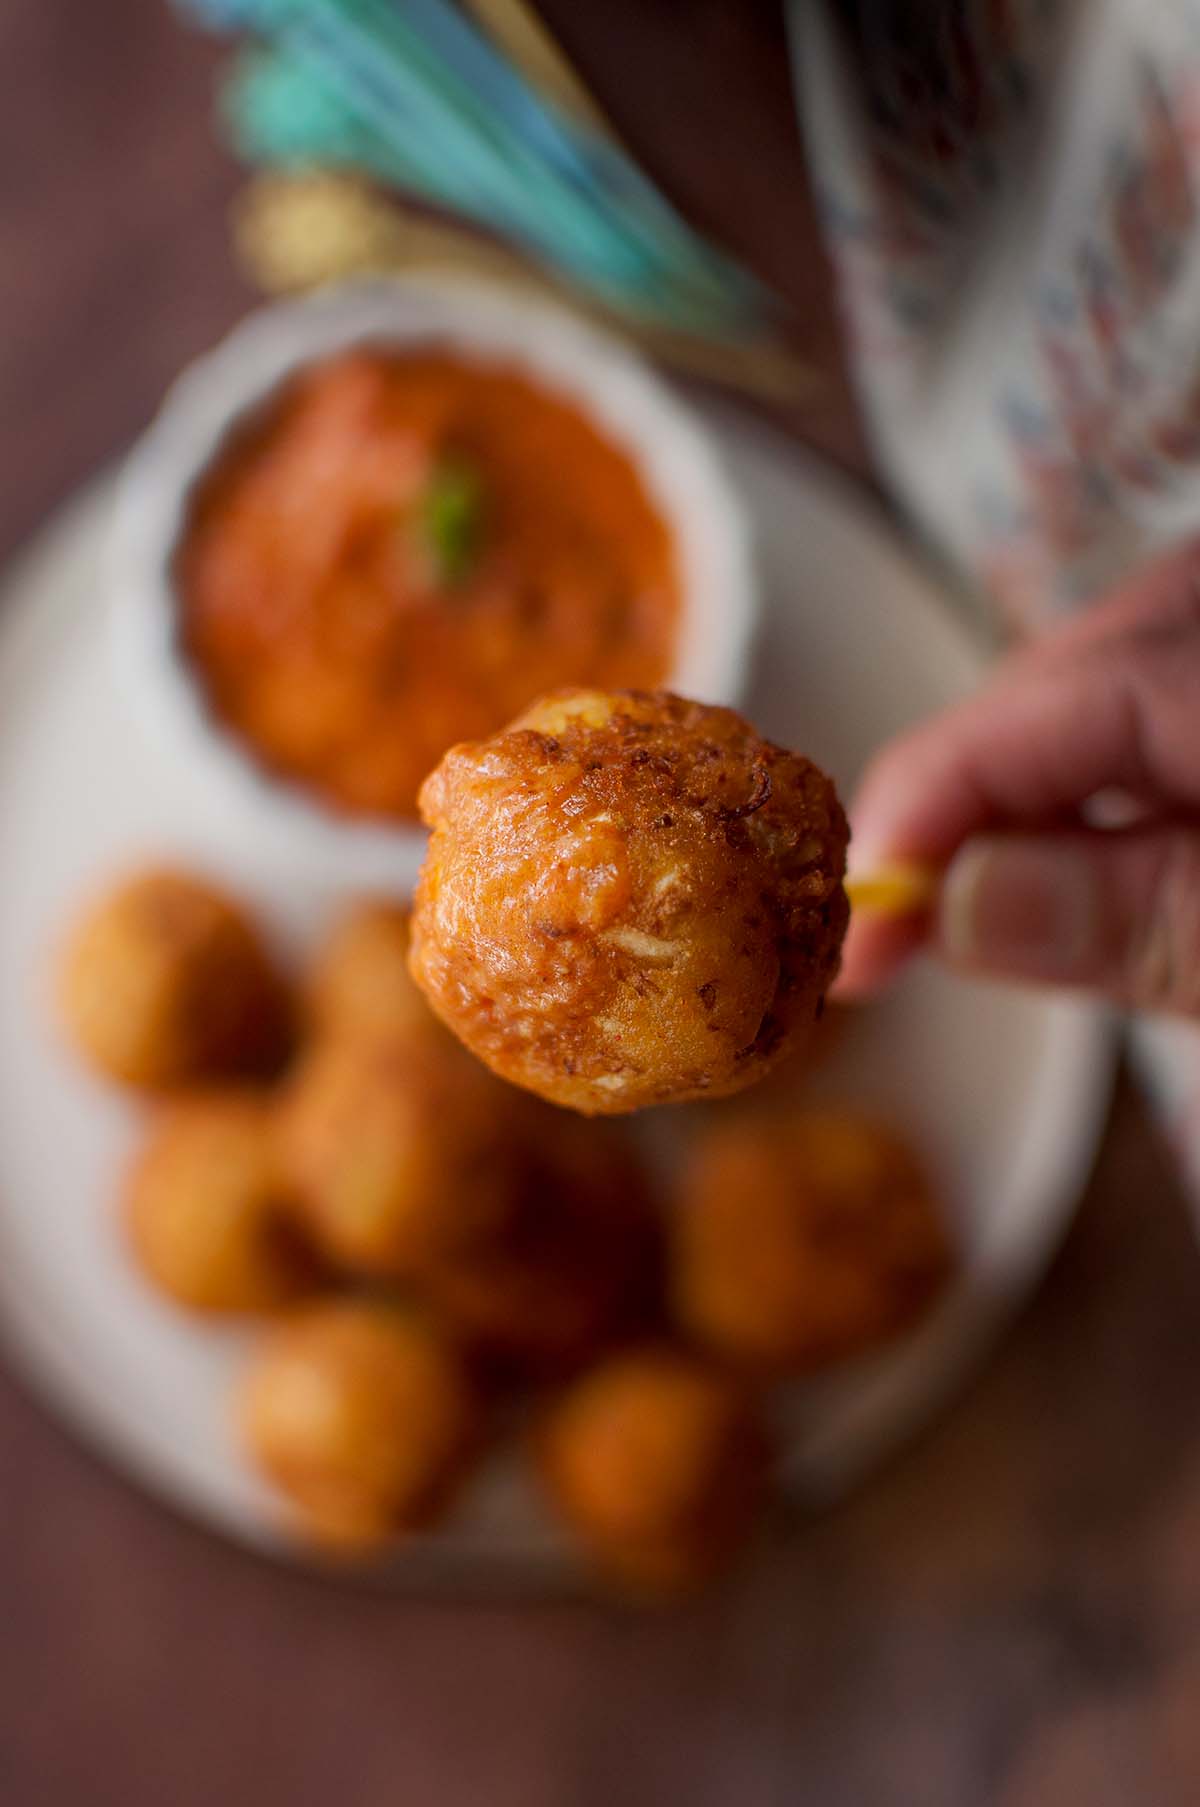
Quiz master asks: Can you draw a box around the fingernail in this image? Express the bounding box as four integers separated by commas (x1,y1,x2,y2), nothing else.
940,839,1100,977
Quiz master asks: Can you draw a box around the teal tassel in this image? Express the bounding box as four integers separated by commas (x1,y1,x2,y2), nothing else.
183,0,769,337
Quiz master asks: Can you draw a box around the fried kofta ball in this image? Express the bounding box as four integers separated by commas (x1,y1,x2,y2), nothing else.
421,1115,661,1379
238,1300,479,1552
275,1036,523,1280
672,1109,954,1374
410,690,848,1116
307,902,435,1046
60,869,288,1090
535,1346,769,1595
125,1092,317,1314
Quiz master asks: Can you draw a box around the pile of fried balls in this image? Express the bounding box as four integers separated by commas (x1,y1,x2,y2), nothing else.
57,858,952,1597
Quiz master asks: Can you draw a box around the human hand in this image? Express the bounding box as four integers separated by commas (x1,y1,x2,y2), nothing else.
839,539,1200,1015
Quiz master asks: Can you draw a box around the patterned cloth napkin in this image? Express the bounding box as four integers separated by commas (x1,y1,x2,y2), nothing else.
793,0,1200,1193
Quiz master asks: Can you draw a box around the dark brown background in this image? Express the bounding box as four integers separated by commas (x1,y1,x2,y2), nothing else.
4,5,1200,1803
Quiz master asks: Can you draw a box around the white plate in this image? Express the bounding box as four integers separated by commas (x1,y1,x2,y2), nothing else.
0,422,1114,1585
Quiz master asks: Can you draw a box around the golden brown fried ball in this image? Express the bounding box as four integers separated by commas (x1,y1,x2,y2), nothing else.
306,902,435,1046
672,1109,954,1374
275,1036,523,1280
125,1092,317,1314
238,1300,479,1552
535,1346,769,1594
60,869,288,1090
410,690,848,1116
421,1115,661,1379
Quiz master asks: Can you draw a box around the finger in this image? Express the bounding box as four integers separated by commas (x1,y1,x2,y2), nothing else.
849,618,1200,872
840,540,1200,997
838,815,1089,996
835,907,928,998
937,826,1200,1015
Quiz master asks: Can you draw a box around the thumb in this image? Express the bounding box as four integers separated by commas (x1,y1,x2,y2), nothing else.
937,829,1200,1015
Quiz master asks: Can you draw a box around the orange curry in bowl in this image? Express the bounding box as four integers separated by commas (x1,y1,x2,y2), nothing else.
176,348,680,822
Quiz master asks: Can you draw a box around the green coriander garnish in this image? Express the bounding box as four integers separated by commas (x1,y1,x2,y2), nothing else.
421,457,485,588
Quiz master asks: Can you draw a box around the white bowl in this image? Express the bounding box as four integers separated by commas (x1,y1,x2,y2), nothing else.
109,278,758,895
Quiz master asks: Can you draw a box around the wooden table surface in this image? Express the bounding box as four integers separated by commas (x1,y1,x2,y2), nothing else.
5,5,1200,1803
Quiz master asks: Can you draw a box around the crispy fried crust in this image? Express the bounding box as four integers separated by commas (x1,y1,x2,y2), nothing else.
534,1346,769,1594
237,1301,479,1551
60,869,288,1090
306,902,433,1046
275,1036,525,1280
125,1092,317,1314
420,1114,660,1378
410,690,849,1114
672,1109,954,1373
